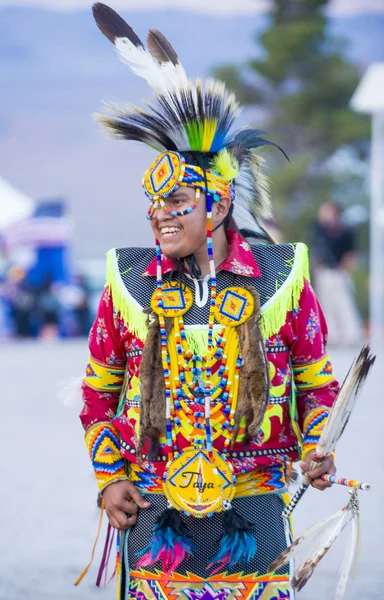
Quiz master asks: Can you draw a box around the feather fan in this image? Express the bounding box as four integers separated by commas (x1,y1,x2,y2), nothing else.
316,344,375,458
282,344,375,520
292,507,352,591
269,489,360,599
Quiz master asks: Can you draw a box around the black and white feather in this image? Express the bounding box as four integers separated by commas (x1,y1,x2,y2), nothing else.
316,345,375,458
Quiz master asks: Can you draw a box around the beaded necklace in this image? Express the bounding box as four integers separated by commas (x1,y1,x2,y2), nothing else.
149,190,256,518
154,192,218,462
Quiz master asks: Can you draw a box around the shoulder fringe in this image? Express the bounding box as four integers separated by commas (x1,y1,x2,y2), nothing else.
260,242,310,340
106,244,309,348
106,249,220,355
106,248,148,341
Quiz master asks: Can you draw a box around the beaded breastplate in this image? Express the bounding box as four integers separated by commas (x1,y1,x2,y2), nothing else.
107,242,309,517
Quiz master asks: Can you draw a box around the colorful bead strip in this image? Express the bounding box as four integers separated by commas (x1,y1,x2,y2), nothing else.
319,475,371,491
147,188,201,220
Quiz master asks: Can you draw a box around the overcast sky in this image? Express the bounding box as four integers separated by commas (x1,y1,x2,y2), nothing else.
1,0,383,16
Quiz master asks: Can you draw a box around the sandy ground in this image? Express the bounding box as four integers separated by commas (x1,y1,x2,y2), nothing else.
0,340,382,600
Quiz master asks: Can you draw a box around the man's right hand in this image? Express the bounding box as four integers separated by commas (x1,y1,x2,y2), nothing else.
102,480,151,530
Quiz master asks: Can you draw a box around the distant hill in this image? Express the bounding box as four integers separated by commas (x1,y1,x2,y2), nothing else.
0,7,383,257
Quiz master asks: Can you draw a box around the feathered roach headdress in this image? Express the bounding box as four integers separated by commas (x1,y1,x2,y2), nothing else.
92,2,285,238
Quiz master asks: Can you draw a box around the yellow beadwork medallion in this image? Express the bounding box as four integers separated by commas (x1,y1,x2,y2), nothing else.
143,151,186,198
163,447,235,518
151,284,193,317
214,286,254,326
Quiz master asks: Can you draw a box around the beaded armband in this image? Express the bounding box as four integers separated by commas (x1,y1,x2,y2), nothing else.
301,407,330,460
84,356,125,392
292,354,334,392
85,422,128,492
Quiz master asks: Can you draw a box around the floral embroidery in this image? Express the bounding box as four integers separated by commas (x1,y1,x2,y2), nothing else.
277,366,290,379
274,334,284,346
303,392,321,413
96,318,108,345
103,286,110,307
240,241,251,252
106,350,125,366
229,258,255,276
116,412,128,426
112,307,120,330
106,407,116,420
292,306,301,317
231,457,260,472
305,309,320,344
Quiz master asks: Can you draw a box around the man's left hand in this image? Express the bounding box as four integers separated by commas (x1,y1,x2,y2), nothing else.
300,450,336,491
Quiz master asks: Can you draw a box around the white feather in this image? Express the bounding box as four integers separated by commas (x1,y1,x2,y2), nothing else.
269,508,346,572
160,62,188,90
292,508,353,590
57,375,84,409
234,154,272,234
114,37,167,93
335,514,360,599
115,37,190,98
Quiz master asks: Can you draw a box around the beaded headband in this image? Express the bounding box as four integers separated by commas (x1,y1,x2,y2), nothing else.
143,151,235,219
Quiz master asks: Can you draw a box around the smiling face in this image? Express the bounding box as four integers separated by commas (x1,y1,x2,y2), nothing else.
149,186,231,260
149,187,207,259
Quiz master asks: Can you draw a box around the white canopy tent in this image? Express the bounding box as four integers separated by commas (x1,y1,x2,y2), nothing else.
0,176,34,231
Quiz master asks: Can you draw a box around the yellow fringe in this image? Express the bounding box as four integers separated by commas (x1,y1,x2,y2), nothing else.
185,328,220,356
260,243,310,340
106,243,309,348
106,249,148,341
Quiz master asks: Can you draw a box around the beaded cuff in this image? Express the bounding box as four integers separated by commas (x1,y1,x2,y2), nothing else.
301,407,330,460
85,422,128,492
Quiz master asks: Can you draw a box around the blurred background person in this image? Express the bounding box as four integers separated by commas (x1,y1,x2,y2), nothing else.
5,264,36,337
310,201,364,347
34,273,61,340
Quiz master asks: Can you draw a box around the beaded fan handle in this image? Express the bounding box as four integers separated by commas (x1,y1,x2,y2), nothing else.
283,473,371,520
319,474,371,490
283,481,310,520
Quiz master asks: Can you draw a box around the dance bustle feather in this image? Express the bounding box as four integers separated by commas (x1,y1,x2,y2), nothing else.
208,505,257,575
282,344,375,519
136,507,195,573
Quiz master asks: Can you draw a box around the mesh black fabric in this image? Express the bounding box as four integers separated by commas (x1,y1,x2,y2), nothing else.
115,242,297,326
127,493,289,578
